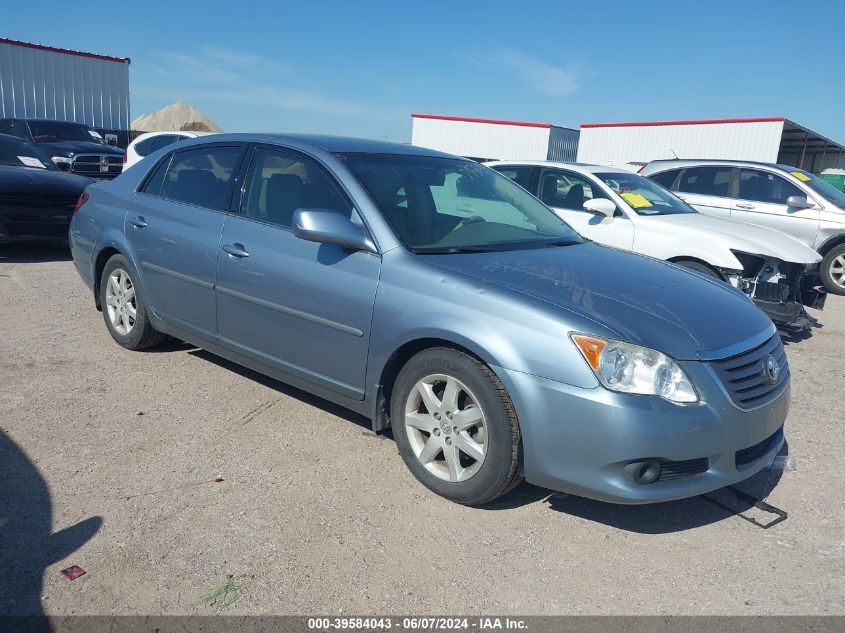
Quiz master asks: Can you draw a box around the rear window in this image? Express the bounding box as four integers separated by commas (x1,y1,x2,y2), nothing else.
158,145,242,209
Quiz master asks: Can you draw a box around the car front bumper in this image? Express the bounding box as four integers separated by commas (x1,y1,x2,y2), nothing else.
494,361,788,504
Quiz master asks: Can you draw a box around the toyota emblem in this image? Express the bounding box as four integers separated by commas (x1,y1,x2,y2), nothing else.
763,355,780,385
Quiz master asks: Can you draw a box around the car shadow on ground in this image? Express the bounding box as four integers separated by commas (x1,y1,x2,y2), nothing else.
0,243,72,264
486,443,790,534
187,348,374,431
0,430,102,623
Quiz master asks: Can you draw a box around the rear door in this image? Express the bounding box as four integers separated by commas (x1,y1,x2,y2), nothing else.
215,145,380,399
673,165,733,218
730,168,820,247
538,168,634,249
126,143,246,344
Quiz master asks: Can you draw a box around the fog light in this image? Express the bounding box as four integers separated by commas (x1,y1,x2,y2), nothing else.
624,460,661,485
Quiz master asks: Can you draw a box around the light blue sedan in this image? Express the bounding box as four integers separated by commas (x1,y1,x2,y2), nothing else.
70,135,789,505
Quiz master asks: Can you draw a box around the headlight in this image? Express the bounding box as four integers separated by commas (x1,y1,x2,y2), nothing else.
571,334,699,404
51,156,72,166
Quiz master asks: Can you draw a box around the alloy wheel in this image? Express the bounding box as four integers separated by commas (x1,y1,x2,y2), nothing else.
403,374,488,482
830,254,845,289
105,268,137,335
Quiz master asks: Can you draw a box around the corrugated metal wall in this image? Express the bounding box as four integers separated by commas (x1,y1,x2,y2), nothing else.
0,41,130,130
546,126,579,161
412,117,552,161
576,121,785,166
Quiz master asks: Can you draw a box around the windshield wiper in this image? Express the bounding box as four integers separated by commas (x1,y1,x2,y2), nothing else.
540,238,582,248
410,245,499,254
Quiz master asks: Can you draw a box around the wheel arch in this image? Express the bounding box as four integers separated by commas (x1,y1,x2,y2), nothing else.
93,246,123,310
817,234,845,257
372,337,498,432
666,255,726,280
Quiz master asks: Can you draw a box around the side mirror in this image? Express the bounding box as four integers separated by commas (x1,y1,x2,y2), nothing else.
583,198,616,218
292,208,377,254
786,195,814,210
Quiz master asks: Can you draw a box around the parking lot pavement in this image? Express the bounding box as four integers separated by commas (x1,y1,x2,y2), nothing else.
1,244,843,617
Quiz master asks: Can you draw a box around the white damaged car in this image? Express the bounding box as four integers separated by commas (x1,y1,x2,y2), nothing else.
488,161,826,328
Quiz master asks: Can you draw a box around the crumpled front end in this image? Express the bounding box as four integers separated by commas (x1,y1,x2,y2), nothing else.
721,251,826,328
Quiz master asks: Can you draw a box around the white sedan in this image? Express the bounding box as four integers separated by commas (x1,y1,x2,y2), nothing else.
122,131,213,171
487,161,826,327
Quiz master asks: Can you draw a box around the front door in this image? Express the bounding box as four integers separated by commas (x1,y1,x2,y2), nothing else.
216,146,380,399
730,168,820,247
126,143,245,344
539,169,634,250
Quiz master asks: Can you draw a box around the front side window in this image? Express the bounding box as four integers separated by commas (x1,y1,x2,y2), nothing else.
787,168,845,209
677,166,732,197
596,172,695,216
240,147,351,228
492,166,534,190
343,153,581,252
738,169,803,205
539,170,605,210
159,145,241,209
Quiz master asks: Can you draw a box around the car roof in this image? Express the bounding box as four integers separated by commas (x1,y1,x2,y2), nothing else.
177,133,459,159
643,158,802,173
485,160,631,175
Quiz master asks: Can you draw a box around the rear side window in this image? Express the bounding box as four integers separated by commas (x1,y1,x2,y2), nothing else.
738,169,803,205
493,166,534,190
133,137,156,157
649,169,681,190
677,166,732,197
140,155,171,195
160,145,242,210
149,134,182,153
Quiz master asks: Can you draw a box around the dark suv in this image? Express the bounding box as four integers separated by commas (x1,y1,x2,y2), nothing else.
0,118,124,179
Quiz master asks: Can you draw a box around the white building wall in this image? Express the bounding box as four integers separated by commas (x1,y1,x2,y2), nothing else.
576,120,786,166
0,40,130,129
411,116,552,160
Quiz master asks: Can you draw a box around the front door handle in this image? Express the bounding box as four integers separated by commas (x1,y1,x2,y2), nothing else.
130,216,148,228
735,203,755,210
222,243,250,258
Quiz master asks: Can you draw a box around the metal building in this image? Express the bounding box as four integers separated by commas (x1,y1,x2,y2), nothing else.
0,37,130,137
411,113,579,162
576,117,845,173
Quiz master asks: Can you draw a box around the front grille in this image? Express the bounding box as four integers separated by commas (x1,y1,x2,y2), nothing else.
708,334,789,410
71,153,122,178
657,458,709,481
0,192,77,209
736,426,784,468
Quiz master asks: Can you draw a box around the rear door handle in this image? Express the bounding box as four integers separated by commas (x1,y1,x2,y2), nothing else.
222,243,250,258
735,203,755,210
130,216,148,228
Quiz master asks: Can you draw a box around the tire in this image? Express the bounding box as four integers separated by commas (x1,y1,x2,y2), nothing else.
820,244,845,296
674,259,722,280
99,254,166,350
390,347,522,506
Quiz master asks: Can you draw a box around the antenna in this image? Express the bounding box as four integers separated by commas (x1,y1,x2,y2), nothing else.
670,148,680,159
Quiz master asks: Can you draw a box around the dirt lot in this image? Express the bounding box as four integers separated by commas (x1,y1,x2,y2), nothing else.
1,244,843,616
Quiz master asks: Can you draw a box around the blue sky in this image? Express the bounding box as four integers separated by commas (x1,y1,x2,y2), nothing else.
5,0,845,142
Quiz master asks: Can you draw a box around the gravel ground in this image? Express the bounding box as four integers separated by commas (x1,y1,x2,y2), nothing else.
1,244,843,616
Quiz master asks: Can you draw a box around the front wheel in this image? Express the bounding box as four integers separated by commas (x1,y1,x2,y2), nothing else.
391,348,522,505
820,244,845,295
100,254,166,350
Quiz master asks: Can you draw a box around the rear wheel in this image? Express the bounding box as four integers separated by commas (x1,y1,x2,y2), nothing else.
820,244,845,295
391,348,522,506
100,254,166,350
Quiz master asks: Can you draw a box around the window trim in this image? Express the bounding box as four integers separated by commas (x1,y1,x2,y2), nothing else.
134,142,248,213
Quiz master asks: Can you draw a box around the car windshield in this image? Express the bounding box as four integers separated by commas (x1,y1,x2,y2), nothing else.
595,172,695,216
342,154,583,252
28,121,105,144
788,168,845,209
0,135,55,169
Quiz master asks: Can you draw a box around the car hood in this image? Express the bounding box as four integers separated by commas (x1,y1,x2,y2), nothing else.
0,165,93,194
36,140,123,156
647,213,821,264
421,242,773,361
